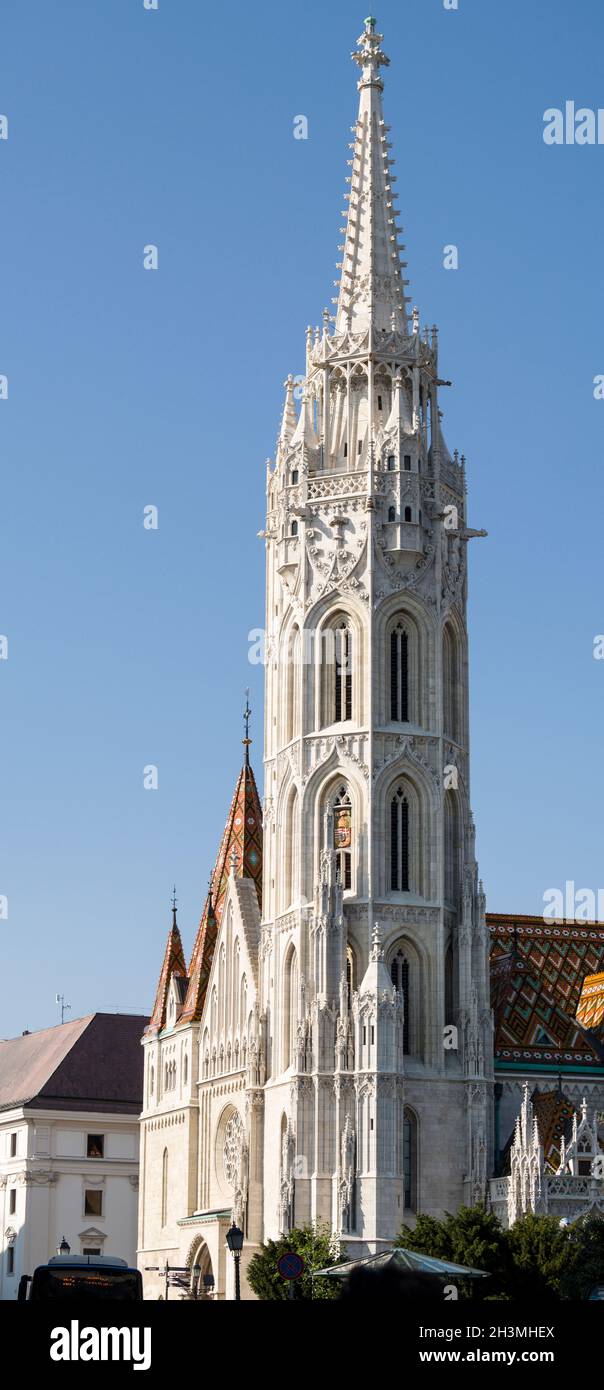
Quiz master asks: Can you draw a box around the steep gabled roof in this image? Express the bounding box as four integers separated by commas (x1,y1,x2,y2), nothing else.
0,1014,147,1114
179,760,262,1026
488,914,604,1071
145,911,188,1038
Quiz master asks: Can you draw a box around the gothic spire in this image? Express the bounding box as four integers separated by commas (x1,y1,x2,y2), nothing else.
335,17,410,338
179,747,263,1026
145,899,188,1037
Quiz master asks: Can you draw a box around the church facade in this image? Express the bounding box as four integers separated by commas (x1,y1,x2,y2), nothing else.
137,18,495,1299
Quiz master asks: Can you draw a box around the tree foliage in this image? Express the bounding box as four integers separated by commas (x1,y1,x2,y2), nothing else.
559,1216,604,1301
246,1223,344,1300
396,1206,572,1300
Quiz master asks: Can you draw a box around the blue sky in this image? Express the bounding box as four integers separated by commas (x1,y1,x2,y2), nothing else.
1,0,603,1038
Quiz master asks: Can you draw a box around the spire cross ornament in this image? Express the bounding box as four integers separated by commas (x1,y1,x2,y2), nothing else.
243,689,252,765
171,884,177,927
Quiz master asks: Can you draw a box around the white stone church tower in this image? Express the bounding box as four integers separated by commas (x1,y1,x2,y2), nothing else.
138,17,493,1299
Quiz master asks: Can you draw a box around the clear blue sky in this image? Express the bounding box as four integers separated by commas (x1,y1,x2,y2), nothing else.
1,0,603,1038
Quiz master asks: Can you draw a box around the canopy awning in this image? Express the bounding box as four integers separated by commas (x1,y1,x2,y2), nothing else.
315,1246,489,1280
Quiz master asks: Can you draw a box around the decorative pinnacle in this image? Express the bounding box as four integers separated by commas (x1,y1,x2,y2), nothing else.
243,688,252,765
171,884,177,927
370,923,384,961
353,15,389,87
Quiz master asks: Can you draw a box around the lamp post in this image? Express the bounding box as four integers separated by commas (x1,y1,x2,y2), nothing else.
57,1237,71,1256
225,1222,244,1301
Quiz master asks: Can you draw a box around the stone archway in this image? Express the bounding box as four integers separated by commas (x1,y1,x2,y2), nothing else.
185,1237,215,1301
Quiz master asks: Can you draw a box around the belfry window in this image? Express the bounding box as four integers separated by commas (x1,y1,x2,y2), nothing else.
388,505,396,523
404,454,411,471
404,506,412,523
335,623,352,723
358,440,362,455
391,951,410,1054
344,442,348,458
378,394,383,411
334,786,352,891
390,788,409,892
390,624,409,722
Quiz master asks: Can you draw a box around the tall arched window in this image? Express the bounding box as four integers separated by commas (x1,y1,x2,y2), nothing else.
390,950,410,1054
403,1109,418,1210
443,623,460,741
444,792,461,906
390,787,409,892
284,627,300,744
161,1148,169,1227
390,623,409,722
335,622,352,723
333,785,352,891
346,944,356,1006
282,947,298,1070
283,786,299,909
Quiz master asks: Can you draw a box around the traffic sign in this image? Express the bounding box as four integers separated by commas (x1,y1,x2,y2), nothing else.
277,1251,305,1281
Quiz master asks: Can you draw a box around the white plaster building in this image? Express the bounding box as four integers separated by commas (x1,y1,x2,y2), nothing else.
138,17,493,1300
0,1014,145,1300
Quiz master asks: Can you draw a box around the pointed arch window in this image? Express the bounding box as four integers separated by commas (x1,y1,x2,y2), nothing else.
335,622,352,723
390,950,410,1054
403,1108,417,1208
388,505,396,523
390,623,409,723
334,785,352,891
161,1148,169,1227
390,787,409,892
282,947,298,1071
404,506,412,523
291,520,298,537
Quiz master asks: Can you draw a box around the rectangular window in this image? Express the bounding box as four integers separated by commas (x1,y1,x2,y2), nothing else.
358,440,362,455
9,1190,16,1215
83,1247,101,1256
404,454,411,471
7,1248,14,1276
378,394,383,411
84,1189,103,1217
9,1133,17,1158
387,455,395,470
86,1134,104,1159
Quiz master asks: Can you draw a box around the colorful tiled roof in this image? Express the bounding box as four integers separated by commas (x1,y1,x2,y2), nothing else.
178,761,263,1026
145,915,188,1038
488,914,604,1070
531,1088,575,1169
576,972,604,1033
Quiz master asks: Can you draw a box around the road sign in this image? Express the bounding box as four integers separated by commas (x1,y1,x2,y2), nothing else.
277,1251,305,1281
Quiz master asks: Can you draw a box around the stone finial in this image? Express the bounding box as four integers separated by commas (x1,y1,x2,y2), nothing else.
370,923,384,962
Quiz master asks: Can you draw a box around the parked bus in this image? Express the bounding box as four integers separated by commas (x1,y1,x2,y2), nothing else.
18,1254,143,1301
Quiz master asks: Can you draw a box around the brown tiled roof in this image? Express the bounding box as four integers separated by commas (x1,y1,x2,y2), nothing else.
488,914,604,1070
145,917,188,1038
0,1014,148,1114
179,761,263,1026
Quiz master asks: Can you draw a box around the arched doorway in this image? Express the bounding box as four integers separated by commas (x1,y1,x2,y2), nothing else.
186,1238,215,1301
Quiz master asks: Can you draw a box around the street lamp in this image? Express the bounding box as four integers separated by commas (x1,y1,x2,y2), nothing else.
57,1237,71,1256
225,1222,244,1301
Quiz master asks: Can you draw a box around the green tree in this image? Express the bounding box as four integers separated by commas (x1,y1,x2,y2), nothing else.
505,1212,568,1301
246,1223,344,1300
396,1205,512,1299
559,1216,604,1300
